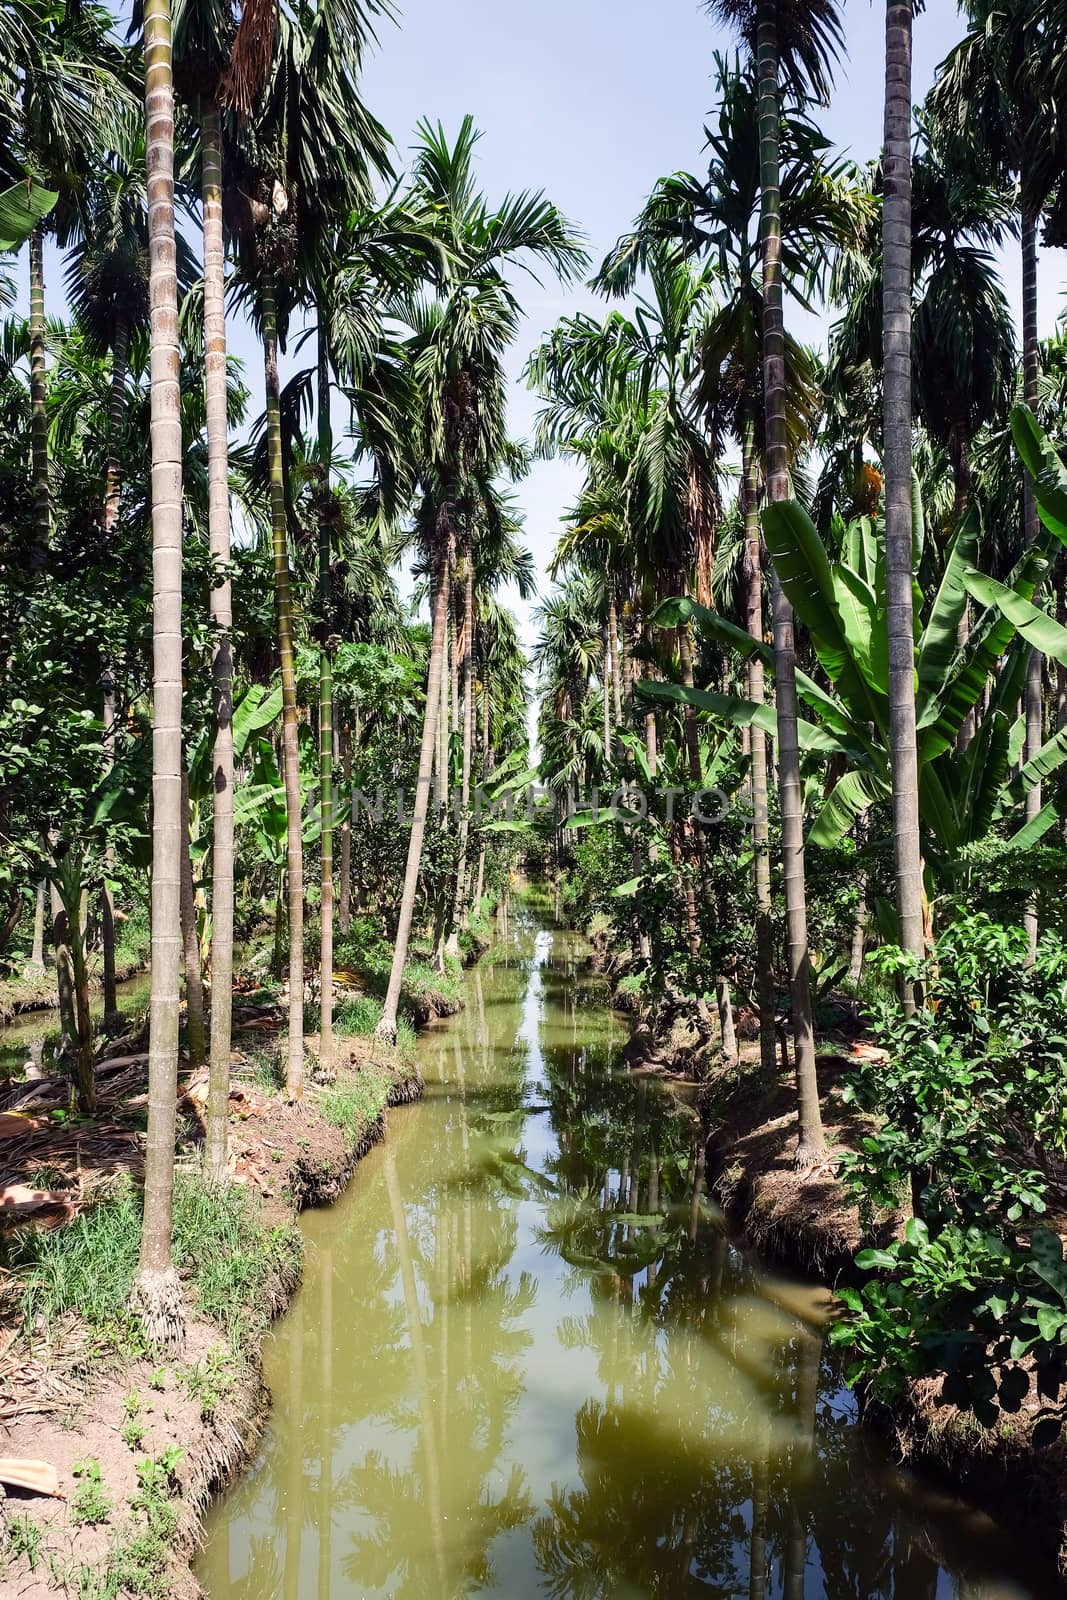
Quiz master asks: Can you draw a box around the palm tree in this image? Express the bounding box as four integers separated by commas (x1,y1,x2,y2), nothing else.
17,0,128,567
705,0,843,1164
603,56,840,1073
64,136,150,1032
927,0,1054,959
373,119,584,1042
883,0,925,999
445,488,533,957
172,0,241,1178
131,0,186,1355
229,0,394,1092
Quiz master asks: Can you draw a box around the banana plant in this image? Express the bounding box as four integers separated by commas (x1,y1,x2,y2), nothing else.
639,464,1067,869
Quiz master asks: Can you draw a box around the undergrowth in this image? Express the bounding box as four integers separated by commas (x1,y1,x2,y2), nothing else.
10,1171,300,1345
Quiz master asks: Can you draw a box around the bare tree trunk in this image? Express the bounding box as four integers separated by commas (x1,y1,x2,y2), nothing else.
447,552,474,958
743,420,778,1075
180,763,205,1069
262,269,304,1097
49,880,76,1049
339,726,352,936
716,977,738,1065
317,316,335,1070
100,681,120,1030
883,0,926,1005
1022,205,1042,964
602,620,612,765
375,541,450,1041
202,102,234,1183
28,221,50,567
28,877,46,970
133,0,186,1353
100,315,130,1033
757,0,824,1162
607,578,623,726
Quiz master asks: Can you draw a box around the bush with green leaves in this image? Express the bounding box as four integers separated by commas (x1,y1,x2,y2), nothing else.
834,913,1067,1435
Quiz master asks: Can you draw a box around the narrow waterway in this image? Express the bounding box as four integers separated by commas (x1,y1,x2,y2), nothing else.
195,920,1048,1599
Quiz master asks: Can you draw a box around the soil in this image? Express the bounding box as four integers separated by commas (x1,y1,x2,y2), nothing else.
0,1013,423,1598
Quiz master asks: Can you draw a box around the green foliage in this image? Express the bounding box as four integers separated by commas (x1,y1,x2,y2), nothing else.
9,1172,300,1344
835,914,1067,1431
71,1458,112,1526
6,1513,43,1568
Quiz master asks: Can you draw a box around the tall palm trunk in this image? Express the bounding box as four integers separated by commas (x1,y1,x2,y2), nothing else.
29,876,46,970
1022,205,1042,963
339,725,352,935
28,221,49,566
602,619,612,764
375,537,450,1042
49,879,76,1047
743,417,777,1074
757,1,824,1161
262,268,305,1096
179,762,205,1067
202,103,234,1183
100,318,129,1031
133,0,186,1353
317,317,335,1070
883,0,926,1000
607,578,623,726
447,552,474,959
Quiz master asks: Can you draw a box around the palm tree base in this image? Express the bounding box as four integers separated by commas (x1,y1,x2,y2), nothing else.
373,1017,398,1046
131,1266,186,1355
792,1133,828,1171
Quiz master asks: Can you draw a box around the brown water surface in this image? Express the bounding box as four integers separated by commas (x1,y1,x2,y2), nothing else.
195,918,1049,1599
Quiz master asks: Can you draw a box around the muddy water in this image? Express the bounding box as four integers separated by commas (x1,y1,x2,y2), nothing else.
196,921,1048,1599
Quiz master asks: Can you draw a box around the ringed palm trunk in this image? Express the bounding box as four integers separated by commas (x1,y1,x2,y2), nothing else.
202,103,234,1183
100,318,129,1030
883,0,926,999
339,725,352,935
447,551,474,959
743,417,777,1074
262,268,305,1097
133,0,186,1353
757,0,825,1163
317,317,335,1070
29,876,46,970
179,762,206,1067
375,534,450,1042
1022,205,1042,963
28,221,49,567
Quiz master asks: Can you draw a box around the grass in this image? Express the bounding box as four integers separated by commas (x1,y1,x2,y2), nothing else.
10,1171,302,1345
320,1058,401,1135
332,919,463,1021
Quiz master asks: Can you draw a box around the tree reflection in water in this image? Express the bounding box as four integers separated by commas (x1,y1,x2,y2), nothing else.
196,921,1050,1600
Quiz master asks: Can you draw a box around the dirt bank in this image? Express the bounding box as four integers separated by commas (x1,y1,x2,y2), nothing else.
0,1036,422,1599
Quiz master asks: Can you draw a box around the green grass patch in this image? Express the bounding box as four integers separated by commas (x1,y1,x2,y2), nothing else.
319,1060,398,1136
10,1172,301,1345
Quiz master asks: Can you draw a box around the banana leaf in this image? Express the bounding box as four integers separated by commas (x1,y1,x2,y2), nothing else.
1009,802,1059,849
0,181,57,252
808,769,890,848
915,508,980,720
763,499,886,728
963,569,1067,664
649,595,772,665
1012,405,1067,544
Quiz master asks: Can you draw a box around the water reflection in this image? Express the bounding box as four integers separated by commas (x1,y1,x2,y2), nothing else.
196,920,1048,1600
